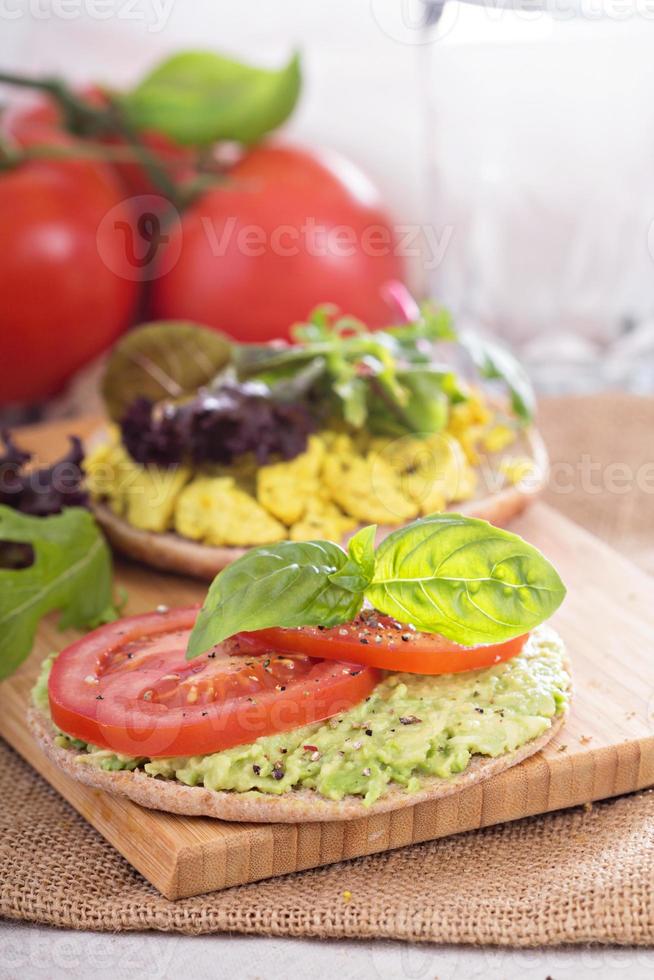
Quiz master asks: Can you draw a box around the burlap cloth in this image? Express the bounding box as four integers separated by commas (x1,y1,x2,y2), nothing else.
2,392,654,945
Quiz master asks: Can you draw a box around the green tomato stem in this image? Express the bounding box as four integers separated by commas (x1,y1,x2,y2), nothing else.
0,71,188,208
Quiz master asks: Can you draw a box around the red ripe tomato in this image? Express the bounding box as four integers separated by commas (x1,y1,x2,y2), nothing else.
48,606,381,757
241,615,529,676
0,138,139,404
2,97,63,143
149,143,406,342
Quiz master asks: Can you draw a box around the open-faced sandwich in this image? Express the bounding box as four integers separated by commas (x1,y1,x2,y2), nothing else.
29,513,570,822
84,304,548,579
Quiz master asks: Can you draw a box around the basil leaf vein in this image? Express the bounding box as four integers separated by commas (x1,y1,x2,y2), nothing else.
366,515,565,645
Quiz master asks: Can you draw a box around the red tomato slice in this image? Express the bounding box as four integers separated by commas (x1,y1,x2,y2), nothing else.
240,613,528,676
48,607,380,758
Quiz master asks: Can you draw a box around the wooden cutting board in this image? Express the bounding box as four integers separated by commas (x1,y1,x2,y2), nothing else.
1,421,654,900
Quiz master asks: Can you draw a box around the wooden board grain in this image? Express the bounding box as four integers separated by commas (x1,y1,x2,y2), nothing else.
1,420,654,898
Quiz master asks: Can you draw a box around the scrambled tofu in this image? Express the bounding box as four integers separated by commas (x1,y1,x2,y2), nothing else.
370,432,477,516
483,424,517,454
290,493,357,542
446,393,493,465
86,436,190,533
257,435,325,525
175,476,285,547
322,434,419,525
88,397,519,547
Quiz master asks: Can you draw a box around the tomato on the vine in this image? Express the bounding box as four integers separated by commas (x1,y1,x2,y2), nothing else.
0,139,139,404
48,607,381,757
149,143,406,342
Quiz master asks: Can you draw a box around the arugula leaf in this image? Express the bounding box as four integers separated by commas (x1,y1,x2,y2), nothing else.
459,330,535,424
105,304,533,451
235,308,461,438
186,539,366,658
123,50,301,146
366,513,565,645
0,506,115,680
385,302,457,348
186,514,565,654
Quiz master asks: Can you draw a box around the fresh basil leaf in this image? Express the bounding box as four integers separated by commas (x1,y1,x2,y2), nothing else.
186,515,565,654
123,50,301,146
365,513,565,645
459,330,535,424
347,525,377,578
329,525,377,594
186,540,364,658
102,321,233,421
0,506,115,680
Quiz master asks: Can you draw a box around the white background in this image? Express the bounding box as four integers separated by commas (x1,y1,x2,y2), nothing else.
3,0,654,356
2,919,654,978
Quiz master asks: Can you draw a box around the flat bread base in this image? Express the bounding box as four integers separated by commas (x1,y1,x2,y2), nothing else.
92,427,549,581
28,698,567,824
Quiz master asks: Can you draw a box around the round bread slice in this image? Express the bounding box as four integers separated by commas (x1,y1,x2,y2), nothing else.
91,427,549,581
28,693,568,824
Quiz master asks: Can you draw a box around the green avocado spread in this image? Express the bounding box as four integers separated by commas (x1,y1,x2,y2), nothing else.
33,626,569,807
